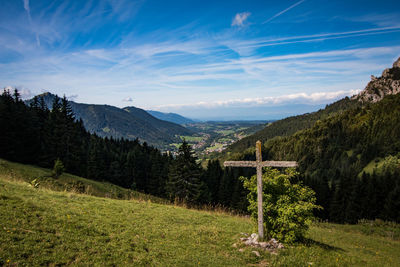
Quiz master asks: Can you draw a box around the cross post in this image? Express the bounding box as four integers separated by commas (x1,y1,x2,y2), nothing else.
224,140,297,239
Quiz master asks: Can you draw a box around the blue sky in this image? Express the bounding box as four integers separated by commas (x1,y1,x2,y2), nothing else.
1,0,400,120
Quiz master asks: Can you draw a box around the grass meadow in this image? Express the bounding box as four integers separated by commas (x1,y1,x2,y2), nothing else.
1,159,399,266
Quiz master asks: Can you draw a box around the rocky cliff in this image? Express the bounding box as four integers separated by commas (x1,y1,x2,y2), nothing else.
353,57,400,103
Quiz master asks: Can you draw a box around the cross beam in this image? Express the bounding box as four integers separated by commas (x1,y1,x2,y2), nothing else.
223,141,297,239
223,161,298,168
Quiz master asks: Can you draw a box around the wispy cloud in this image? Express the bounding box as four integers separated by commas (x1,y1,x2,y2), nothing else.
347,13,400,28
263,0,305,24
1,0,400,115
22,0,40,46
1,41,398,108
23,0,29,13
231,12,251,27
220,26,400,56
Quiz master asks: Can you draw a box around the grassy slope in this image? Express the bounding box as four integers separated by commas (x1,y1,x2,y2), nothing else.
0,159,167,204
1,162,400,266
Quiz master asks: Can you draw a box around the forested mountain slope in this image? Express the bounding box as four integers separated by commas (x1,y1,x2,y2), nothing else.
223,57,400,159
146,110,195,124
217,57,400,223
222,97,360,158
223,93,400,223
26,93,191,149
262,93,400,222
3,91,172,196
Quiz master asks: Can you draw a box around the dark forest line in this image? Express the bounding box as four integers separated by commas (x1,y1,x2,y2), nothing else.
0,89,250,210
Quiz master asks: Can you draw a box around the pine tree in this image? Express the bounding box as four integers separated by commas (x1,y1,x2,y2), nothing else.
329,176,347,223
204,160,223,204
344,177,362,223
167,140,202,204
218,168,234,206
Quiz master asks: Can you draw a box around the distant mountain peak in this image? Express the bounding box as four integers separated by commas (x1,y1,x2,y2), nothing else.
353,56,400,103
393,57,400,68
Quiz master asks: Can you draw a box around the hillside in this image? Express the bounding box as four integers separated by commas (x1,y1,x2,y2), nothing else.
1,161,400,266
26,93,192,149
214,58,400,223
147,110,196,124
259,93,400,223
222,57,400,160
0,158,166,203
221,97,360,159
223,57,400,159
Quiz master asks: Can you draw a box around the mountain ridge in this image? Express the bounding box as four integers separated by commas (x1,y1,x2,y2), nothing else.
146,110,196,124
353,56,400,103
26,93,192,149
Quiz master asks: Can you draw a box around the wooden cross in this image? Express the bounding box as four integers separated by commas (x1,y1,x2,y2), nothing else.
224,141,297,239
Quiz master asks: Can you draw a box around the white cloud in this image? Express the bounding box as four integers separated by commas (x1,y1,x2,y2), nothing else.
231,12,251,27
122,97,133,102
2,86,34,99
67,94,79,101
154,89,361,109
19,88,34,99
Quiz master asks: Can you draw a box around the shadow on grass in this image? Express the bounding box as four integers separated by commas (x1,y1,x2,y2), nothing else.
302,238,344,252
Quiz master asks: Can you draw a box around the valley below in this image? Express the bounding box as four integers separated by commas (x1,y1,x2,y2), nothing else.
170,121,269,157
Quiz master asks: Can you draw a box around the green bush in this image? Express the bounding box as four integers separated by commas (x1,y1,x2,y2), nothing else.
241,168,320,243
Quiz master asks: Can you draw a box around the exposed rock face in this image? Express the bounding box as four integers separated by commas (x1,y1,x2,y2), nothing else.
353,57,400,103
393,57,400,68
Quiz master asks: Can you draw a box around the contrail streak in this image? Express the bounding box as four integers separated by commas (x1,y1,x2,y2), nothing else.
263,0,306,24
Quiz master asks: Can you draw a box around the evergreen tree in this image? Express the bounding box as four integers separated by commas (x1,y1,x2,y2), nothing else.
204,160,223,204
218,168,234,206
329,177,347,223
344,177,362,223
167,140,202,204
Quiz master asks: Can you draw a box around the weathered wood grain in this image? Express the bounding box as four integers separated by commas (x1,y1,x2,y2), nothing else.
260,161,298,167
255,141,264,239
224,161,298,168
223,161,257,167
